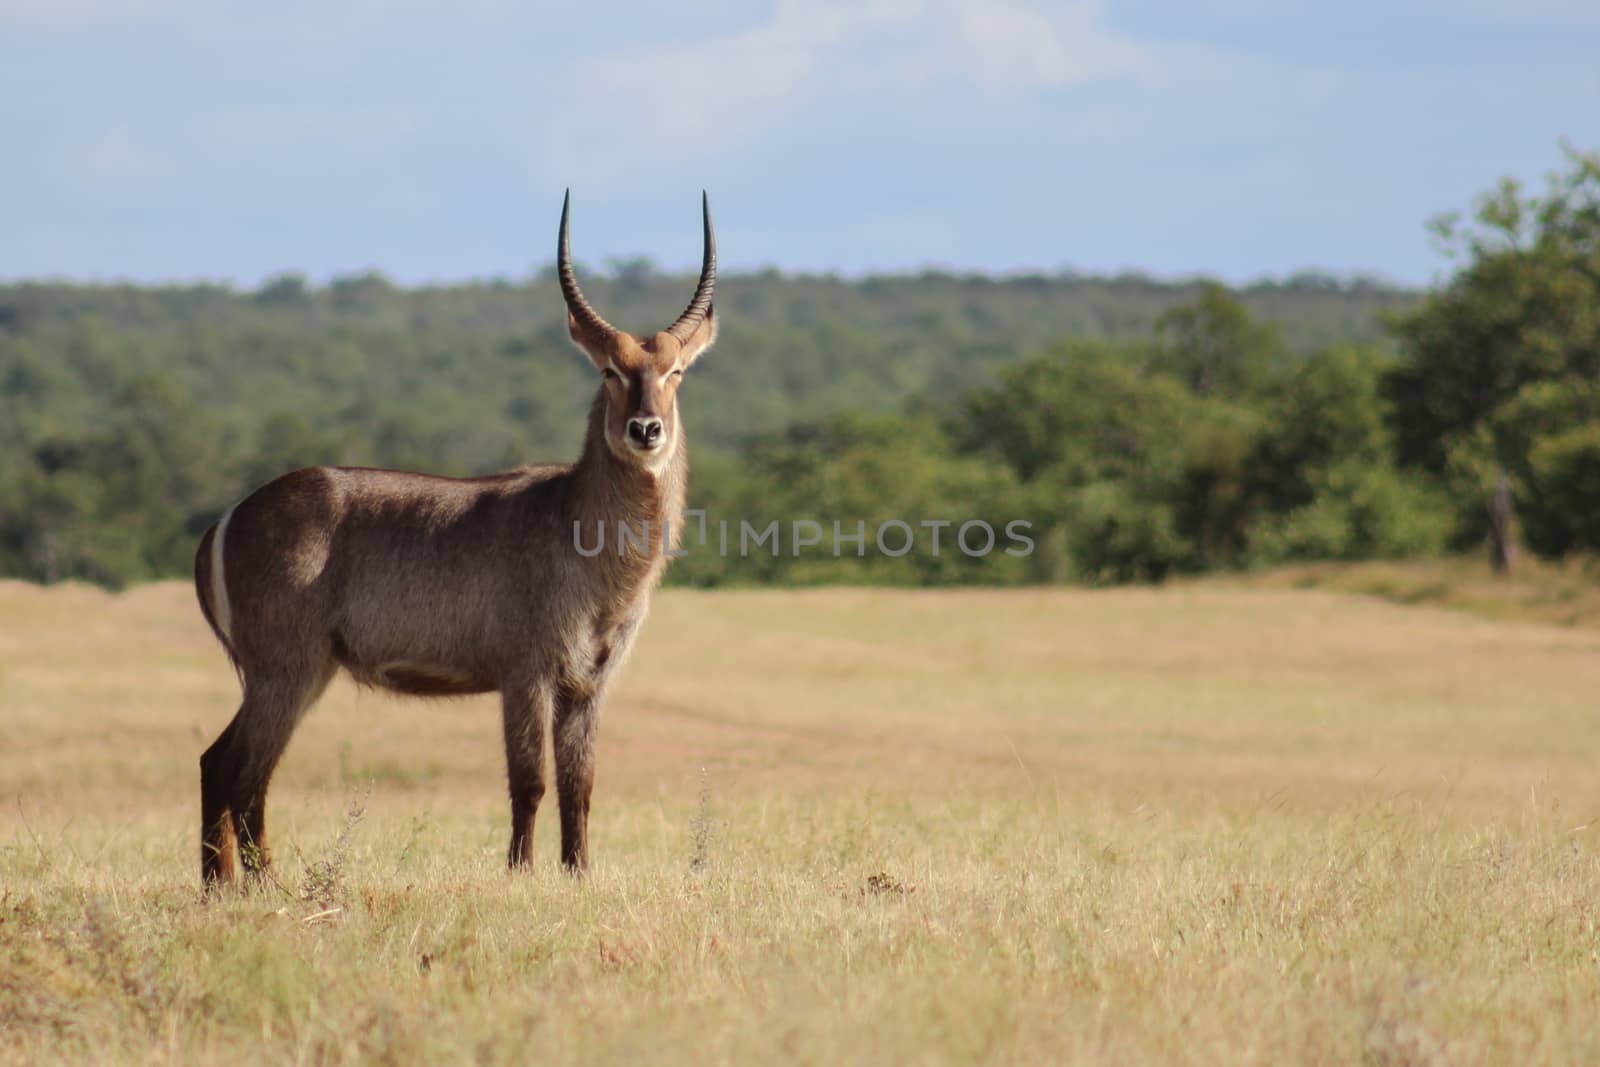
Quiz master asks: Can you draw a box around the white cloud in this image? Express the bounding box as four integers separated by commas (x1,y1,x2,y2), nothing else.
0,0,518,29
1420,0,1600,24
572,0,910,152
79,126,174,183
0,0,164,30
555,0,1154,174
947,0,1154,90
1181,0,1600,21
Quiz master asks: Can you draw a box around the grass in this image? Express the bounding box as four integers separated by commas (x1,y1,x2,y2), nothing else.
3,575,1600,1064
1232,554,1600,631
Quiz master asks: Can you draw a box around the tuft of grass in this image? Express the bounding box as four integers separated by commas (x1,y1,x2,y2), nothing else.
688,766,713,876
296,789,369,913
862,871,914,897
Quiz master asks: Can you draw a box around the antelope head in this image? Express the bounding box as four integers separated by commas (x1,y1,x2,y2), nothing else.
558,191,718,471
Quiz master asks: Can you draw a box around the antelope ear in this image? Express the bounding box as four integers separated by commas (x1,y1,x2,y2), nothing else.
567,312,613,371
677,306,717,368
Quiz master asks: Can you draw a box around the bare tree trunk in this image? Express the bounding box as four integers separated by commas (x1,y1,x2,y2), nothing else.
1487,467,1516,576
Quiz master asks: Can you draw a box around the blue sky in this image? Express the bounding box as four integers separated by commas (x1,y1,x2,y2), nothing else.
1,0,1595,286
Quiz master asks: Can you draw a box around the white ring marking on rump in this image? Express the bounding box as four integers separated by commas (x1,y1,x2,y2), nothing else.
212,507,234,642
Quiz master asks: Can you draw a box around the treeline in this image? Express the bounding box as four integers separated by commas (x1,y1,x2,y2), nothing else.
672,288,1450,586
1,148,1595,588
684,148,1598,586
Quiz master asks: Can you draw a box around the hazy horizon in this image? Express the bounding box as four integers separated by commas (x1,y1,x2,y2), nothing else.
0,259,1422,292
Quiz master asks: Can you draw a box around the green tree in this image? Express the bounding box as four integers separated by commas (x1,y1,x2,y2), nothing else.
1490,380,1600,555
0,261,1419,587
1386,144,1600,556
1387,145,1600,472
1150,281,1289,399
955,340,1261,581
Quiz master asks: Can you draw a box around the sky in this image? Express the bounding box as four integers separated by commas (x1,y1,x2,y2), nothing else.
1,0,1595,287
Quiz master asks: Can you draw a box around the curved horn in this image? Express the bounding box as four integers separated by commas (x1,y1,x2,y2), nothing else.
666,191,716,343
557,189,617,338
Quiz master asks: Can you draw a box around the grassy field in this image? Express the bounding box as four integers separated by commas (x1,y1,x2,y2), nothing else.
1230,555,1600,631
4,577,1600,1064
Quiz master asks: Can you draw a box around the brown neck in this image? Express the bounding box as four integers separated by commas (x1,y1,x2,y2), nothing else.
569,391,689,580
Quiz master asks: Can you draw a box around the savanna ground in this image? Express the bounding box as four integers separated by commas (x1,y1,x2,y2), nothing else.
3,571,1600,1065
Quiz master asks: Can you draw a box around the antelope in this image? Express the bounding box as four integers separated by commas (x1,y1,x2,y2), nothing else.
192,192,716,887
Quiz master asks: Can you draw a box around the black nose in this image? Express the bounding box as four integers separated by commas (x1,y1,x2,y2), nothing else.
627,417,663,448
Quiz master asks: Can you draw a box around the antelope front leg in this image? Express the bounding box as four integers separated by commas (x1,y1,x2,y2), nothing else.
554,693,599,873
501,681,553,868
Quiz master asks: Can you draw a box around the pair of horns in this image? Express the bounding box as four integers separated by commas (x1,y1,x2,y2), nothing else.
557,190,716,344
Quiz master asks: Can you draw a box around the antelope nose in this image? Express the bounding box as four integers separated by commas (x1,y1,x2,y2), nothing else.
627,417,664,448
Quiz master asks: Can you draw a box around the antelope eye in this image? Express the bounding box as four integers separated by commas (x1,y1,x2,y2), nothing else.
601,368,619,381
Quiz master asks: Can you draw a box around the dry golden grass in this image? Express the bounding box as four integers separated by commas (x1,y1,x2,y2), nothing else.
4,578,1600,1064
1233,554,1600,632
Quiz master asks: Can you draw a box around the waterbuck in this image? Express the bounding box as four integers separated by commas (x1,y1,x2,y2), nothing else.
192,192,716,887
